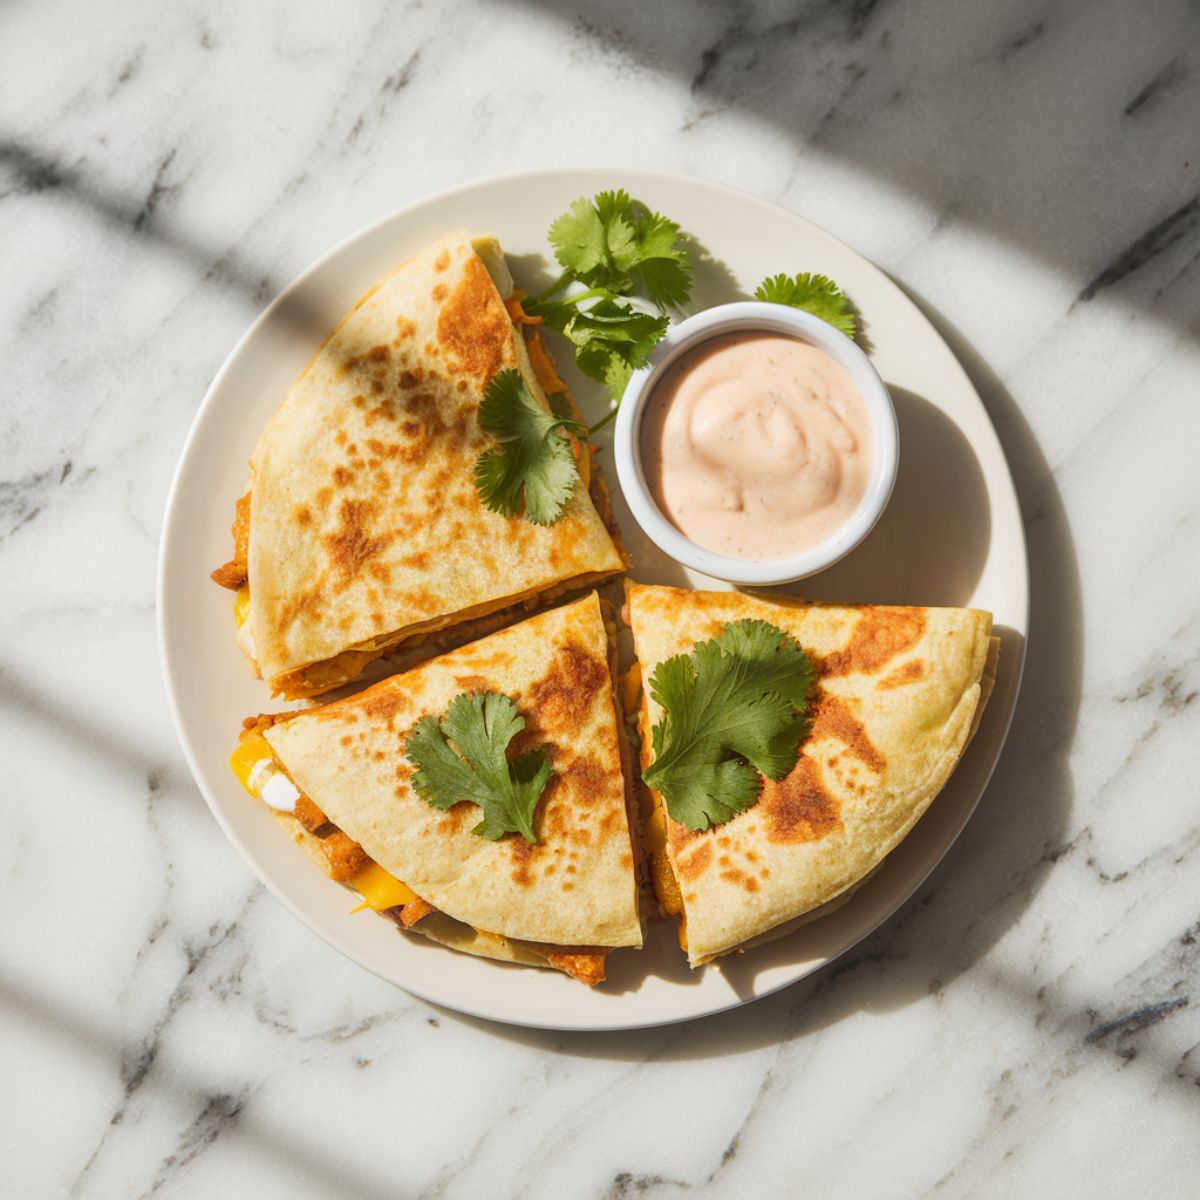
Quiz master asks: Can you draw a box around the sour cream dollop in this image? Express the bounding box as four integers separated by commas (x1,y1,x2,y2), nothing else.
640,332,872,561
249,756,300,813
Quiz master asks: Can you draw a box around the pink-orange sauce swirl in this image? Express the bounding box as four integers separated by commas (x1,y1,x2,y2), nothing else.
640,332,871,561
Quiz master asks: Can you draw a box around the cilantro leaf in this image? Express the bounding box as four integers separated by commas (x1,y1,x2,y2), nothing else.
754,272,857,339
532,190,692,415
524,294,669,403
474,368,580,525
642,620,817,832
625,211,692,309
548,197,608,278
406,692,554,842
550,191,692,311
546,390,587,437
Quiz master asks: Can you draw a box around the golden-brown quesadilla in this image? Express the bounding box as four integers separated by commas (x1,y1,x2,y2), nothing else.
623,582,997,966
230,592,643,985
212,233,626,699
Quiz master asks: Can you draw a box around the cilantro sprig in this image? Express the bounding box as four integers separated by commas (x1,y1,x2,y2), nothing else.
474,368,583,525
406,692,553,843
525,190,693,420
546,190,693,308
643,620,817,832
754,272,857,340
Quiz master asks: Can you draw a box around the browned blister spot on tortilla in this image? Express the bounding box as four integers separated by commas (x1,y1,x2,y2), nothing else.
435,255,512,381
761,757,843,844
878,659,926,689
323,499,394,589
293,504,312,526
555,757,616,834
526,642,607,735
809,691,886,773
433,250,450,272
675,839,713,882
510,836,541,886
405,588,438,615
821,608,926,677
453,674,491,692
720,866,758,892
436,805,469,836
432,283,448,303
354,687,410,725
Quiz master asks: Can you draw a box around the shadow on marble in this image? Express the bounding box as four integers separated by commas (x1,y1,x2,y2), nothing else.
511,0,1200,334
449,303,1082,1059
0,139,306,321
0,972,401,1200
0,670,153,783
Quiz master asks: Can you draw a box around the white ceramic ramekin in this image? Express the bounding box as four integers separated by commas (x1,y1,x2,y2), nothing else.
613,301,899,585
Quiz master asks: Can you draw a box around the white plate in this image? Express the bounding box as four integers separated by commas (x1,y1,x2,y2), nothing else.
159,168,1027,1031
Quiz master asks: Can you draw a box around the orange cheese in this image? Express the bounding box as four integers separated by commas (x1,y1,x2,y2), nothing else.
234,585,251,627
349,862,417,912
229,733,272,794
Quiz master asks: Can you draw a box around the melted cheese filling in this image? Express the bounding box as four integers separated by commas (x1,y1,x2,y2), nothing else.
230,734,414,911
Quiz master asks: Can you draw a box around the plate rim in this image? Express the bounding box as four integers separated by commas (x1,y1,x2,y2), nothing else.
158,165,1028,1031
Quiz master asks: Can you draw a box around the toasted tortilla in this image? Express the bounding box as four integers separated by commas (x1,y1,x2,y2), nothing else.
624,582,995,966
273,810,560,968
264,592,643,952
243,233,624,697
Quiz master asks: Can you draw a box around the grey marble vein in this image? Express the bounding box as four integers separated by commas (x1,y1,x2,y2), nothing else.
2,0,1199,1196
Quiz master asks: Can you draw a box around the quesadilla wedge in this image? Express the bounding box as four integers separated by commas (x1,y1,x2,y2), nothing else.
623,582,998,966
230,592,643,985
211,233,626,699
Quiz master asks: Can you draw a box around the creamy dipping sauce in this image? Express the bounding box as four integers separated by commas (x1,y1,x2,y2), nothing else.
640,332,872,561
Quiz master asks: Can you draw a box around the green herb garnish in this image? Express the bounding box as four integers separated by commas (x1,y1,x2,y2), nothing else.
754,272,857,339
406,692,553,843
526,190,693,414
643,620,817,832
547,189,692,307
474,368,582,525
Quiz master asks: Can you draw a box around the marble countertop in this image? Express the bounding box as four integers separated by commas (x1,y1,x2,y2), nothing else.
3,0,1198,1195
